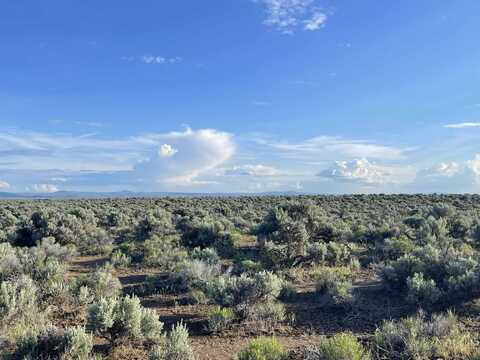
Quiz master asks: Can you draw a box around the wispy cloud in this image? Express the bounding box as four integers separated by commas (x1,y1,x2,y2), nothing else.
141,55,182,65
225,164,280,176
122,55,182,65
0,180,10,189
444,122,480,128
303,11,327,31
254,0,328,34
253,101,271,106
255,135,409,161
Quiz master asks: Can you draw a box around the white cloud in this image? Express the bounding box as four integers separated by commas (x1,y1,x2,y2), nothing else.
140,56,182,65
466,154,480,176
429,162,461,177
304,11,327,30
444,122,480,128
135,128,235,186
32,184,59,193
255,0,328,33
225,164,280,176
158,144,178,158
258,135,407,161
0,180,10,189
0,128,235,190
319,158,416,185
50,177,68,182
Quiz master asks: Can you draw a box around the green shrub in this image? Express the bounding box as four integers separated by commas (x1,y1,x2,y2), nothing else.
15,326,93,360
0,242,22,281
236,337,288,360
110,250,131,268
382,243,480,307
0,275,51,345
315,270,353,304
374,311,476,360
247,302,286,330
75,266,122,301
149,321,194,360
203,271,283,313
208,306,235,333
62,326,94,360
88,295,163,344
191,247,220,265
406,273,442,308
143,235,188,270
304,333,370,360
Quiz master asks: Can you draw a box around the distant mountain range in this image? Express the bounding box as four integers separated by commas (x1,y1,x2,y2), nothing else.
0,190,303,199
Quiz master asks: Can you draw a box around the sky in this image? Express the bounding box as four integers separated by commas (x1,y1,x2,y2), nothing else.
0,0,480,194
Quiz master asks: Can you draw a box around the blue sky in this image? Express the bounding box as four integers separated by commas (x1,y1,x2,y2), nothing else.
1,0,480,193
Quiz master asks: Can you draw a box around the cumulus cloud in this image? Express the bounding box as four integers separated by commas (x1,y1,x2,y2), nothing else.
32,184,59,193
0,127,235,191
428,162,461,177
0,180,10,189
413,155,480,193
135,128,235,186
254,0,328,33
319,158,416,185
158,144,178,158
444,122,480,128
225,164,280,176
466,154,480,176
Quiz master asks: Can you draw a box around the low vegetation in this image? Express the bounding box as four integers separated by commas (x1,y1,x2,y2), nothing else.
0,195,480,359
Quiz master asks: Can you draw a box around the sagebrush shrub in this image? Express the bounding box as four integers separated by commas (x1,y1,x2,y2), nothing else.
0,242,22,281
15,325,93,360
88,295,164,344
143,235,188,270
247,302,286,330
191,247,220,265
208,306,235,333
315,270,353,304
374,311,476,360
236,337,288,360
304,333,370,360
110,250,131,268
149,321,194,360
406,272,442,308
75,266,122,301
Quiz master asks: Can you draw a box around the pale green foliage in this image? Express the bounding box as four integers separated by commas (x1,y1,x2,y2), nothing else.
374,311,477,360
208,306,235,333
88,297,117,336
315,269,353,304
110,250,131,268
149,322,194,360
88,295,164,344
0,275,38,327
304,333,370,360
76,266,122,301
191,247,220,265
248,302,286,330
236,337,288,360
63,326,94,360
203,271,283,313
144,235,188,270
0,242,22,280
15,326,93,360
406,273,441,308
